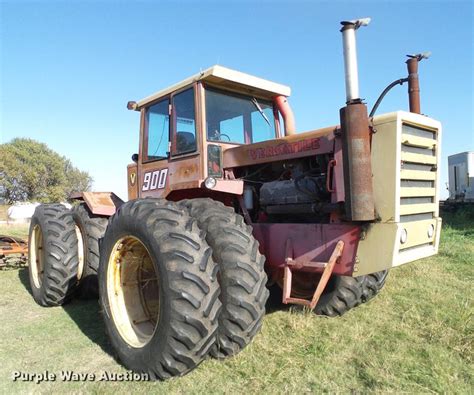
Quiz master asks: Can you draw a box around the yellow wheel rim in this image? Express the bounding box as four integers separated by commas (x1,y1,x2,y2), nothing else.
107,236,160,348
29,225,44,288
75,225,85,280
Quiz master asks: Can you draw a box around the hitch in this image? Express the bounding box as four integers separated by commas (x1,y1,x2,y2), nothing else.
282,240,344,310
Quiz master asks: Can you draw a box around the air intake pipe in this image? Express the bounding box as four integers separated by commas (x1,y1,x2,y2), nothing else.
339,18,375,221
274,95,296,136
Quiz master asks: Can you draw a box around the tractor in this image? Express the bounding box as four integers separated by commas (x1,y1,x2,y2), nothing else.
27,18,442,379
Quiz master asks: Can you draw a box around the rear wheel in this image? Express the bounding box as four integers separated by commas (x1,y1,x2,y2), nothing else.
180,198,269,359
28,204,79,306
99,199,221,379
72,203,108,299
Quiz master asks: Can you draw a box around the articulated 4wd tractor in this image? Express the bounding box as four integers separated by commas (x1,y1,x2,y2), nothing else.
28,18,442,379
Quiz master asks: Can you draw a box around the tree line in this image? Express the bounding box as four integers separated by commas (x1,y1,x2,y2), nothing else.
0,138,92,204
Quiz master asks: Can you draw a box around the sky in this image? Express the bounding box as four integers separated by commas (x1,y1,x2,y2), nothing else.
1,0,473,200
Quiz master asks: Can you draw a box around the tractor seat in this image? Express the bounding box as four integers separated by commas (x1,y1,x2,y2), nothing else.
176,131,196,153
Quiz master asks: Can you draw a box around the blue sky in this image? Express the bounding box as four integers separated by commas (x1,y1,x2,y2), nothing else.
1,0,472,200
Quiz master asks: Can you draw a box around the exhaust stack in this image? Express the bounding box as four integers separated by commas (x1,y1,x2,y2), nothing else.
341,18,370,103
339,18,375,221
406,52,430,114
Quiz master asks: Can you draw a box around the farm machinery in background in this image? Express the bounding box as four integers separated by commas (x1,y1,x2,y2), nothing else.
27,18,442,379
0,235,28,269
447,151,474,203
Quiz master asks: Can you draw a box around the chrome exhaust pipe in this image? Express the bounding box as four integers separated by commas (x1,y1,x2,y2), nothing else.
340,18,370,103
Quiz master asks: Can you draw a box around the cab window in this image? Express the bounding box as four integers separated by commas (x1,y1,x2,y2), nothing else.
205,88,276,144
145,99,169,161
172,88,197,155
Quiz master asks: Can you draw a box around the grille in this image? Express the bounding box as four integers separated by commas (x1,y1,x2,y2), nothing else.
399,123,438,221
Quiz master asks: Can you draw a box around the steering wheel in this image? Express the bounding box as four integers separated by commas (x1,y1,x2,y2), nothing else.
211,130,231,141
219,133,231,141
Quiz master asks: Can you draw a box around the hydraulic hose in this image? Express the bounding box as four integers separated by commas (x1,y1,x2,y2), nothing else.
369,77,409,117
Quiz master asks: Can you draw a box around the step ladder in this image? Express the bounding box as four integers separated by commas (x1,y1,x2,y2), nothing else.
282,240,345,310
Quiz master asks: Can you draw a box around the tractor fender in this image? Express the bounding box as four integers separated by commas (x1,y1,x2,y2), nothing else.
69,192,124,217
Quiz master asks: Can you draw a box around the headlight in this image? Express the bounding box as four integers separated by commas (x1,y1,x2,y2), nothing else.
427,224,435,238
400,228,408,244
204,177,217,189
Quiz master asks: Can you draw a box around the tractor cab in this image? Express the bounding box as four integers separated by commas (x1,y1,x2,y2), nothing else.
126,65,296,200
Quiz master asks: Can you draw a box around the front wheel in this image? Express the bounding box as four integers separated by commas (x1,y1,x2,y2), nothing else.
180,198,269,359
99,199,221,380
360,270,389,303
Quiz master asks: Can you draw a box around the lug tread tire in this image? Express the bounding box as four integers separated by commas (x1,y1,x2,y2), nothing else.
72,203,108,299
315,275,364,317
360,270,389,303
28,204,79,306
99,199,221,380
179,198,269,359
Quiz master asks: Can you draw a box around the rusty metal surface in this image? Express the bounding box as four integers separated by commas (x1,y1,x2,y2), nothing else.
79,192,124,216
340,103,375,221
252,222,360,277
282,240,344,310
274,95,296,135
331,134,346,206
223,126,336,168
0,235,28,257
406,57,421,114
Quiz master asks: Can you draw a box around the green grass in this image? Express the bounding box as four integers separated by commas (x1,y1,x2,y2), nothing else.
0,224,29,239
0,209,472,393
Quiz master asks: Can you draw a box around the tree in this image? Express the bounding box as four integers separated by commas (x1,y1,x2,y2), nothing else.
0,138,93,204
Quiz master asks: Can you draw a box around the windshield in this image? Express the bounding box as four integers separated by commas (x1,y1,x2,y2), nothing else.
205,88,276,144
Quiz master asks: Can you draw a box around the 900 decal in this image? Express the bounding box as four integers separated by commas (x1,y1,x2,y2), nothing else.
142,168,169,191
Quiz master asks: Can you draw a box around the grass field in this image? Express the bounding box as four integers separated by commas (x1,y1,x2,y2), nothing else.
0,208,472,393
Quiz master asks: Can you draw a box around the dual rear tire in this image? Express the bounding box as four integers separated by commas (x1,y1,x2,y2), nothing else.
28,203,108,305
28,204,81,306
98,198,268,378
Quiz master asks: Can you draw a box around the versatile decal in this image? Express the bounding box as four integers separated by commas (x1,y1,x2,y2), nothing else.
142,168,168,191
248,138,321,160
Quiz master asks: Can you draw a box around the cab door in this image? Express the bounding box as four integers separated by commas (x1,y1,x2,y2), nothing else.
139,84,202,199
139,97,171,198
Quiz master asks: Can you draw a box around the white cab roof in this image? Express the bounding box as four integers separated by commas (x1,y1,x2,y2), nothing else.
135,65,291,109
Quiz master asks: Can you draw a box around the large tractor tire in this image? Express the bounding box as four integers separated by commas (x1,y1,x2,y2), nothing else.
99,199,221,380
360,270,389,303
314,275,364,317
72,203,108,299
314,271,388,316
180,198,269,359
28,204,80,306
